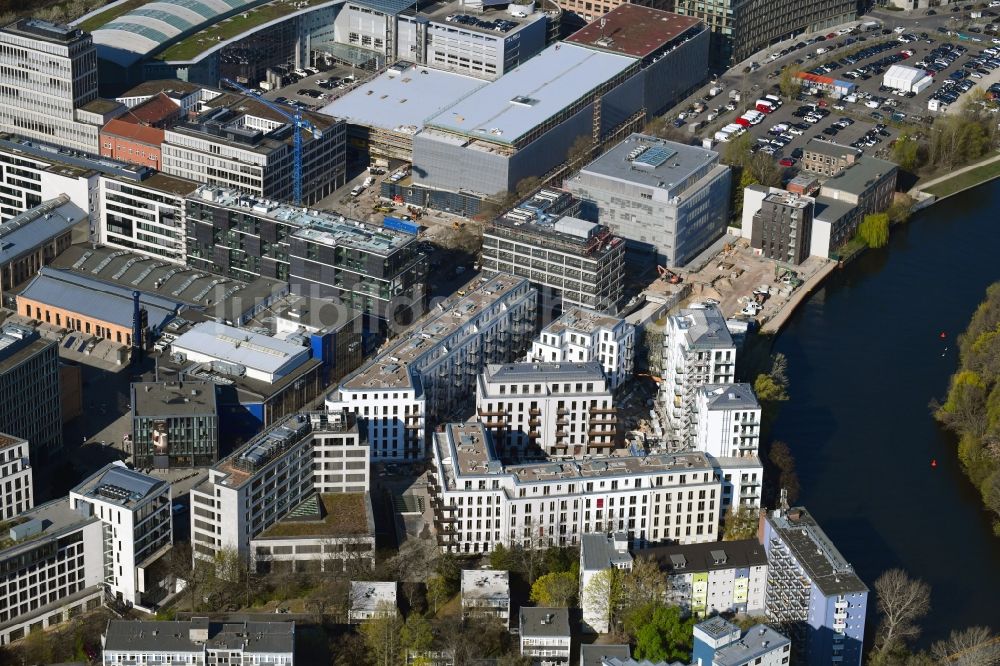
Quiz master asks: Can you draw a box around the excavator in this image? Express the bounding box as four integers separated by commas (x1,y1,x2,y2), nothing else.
657,265,683,284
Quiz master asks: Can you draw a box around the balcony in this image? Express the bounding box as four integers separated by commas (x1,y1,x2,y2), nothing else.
555,430,569,438
529,408,541,416
478,408,506,417
481,419,508,428
589,416,617,425
589,406,616,414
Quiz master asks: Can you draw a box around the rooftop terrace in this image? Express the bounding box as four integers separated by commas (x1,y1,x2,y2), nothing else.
567,4,703,59
768,507,867,596
542,306,625,336
257,492,370,538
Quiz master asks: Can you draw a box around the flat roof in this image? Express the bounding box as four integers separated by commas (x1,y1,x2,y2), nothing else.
437,422,715,486
567,5,702,59
713,625,790,666
155,347,322,402
542,306,626,336
580,645,631,666
0,498,95,556
461,569,509,601
0,196,86,266
71,462,166,508
102,619,295,654
0,134,150,182
18,267,185,330
350,581,397,612
0,433,26,451
813,196,855,224
336,274,531,393
414,0,543,36
171,321,310,377
700,383,759,411
319,62,484,134
257,492,371,538
576,133,721,199
580,532,633,571
0,325,53,374
192,186,415,256
519,607,569,638
767,507,867,596
482,361,606,384
671,304,734,350
423,42,636,145
132,380,218,417
820,156,897,196
2,18,87,45
118,79,207,99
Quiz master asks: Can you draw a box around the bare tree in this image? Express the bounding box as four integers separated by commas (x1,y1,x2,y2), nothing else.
873,569,931,655
931,626,1000,665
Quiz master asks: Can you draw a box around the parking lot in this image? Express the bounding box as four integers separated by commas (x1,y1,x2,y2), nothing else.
259,63,372,111
670,25,1000,179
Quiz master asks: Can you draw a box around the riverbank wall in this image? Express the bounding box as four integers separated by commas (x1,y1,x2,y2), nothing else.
760,259,838,335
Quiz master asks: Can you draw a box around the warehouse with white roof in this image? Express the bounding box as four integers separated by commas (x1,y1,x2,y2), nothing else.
882,64,931,94
170,321,311,383
410,41,643,198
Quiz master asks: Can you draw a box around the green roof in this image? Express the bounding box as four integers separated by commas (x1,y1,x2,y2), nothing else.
154,0,330,62
258,493,370,538
77,0,153,33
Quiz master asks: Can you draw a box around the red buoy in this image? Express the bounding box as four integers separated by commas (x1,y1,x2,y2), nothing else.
940,332,947,339
931,459,938,468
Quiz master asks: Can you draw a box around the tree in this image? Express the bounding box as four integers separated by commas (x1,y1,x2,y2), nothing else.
426,574,452,615
359,602,404,666
529,571,578,607
619,557,668,617
401,613,435,654
489,543,515,572
892,135,923,172
722,132,752,168
768,441,801,505
779,64,802,100
723,506,760,540
629,604,696,663
21,629,53,666
930,625,1000,664
582,567,624,634
873,569,931,656
858,212,890,249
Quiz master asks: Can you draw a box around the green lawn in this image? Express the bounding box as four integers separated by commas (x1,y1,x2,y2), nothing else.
923,158,1000,199
77,0,151,32
155,0,328,61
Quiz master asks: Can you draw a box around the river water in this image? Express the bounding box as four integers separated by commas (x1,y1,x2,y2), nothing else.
769,181,1000,644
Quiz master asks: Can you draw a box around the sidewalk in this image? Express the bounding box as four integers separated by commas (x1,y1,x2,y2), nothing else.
911,150,1000,194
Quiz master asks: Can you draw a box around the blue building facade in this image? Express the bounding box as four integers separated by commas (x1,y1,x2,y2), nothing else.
763,507,868,666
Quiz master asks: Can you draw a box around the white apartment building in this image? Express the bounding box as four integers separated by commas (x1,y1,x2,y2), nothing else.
101,618,295,666
327,273,537,461
529,307,635,391
476,362,617,459
694,384,761,459
519,607,571,665
0,19,107,155
429,422,726,554
68,462,173,609
0,434,32,520
0,135,100,222
711,454,763,512
659,305,737,448
98,172,198,264
190,411,367,564
0,499,105,645
349,581,398,623
461,569,510,623
578,532,634,633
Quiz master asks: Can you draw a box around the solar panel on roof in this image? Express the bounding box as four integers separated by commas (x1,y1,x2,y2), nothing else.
632,146,675,168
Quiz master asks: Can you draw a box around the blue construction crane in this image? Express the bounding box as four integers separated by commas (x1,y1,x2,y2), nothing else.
221,78,323,206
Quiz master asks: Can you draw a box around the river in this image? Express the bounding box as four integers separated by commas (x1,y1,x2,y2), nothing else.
769,181,1000,645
